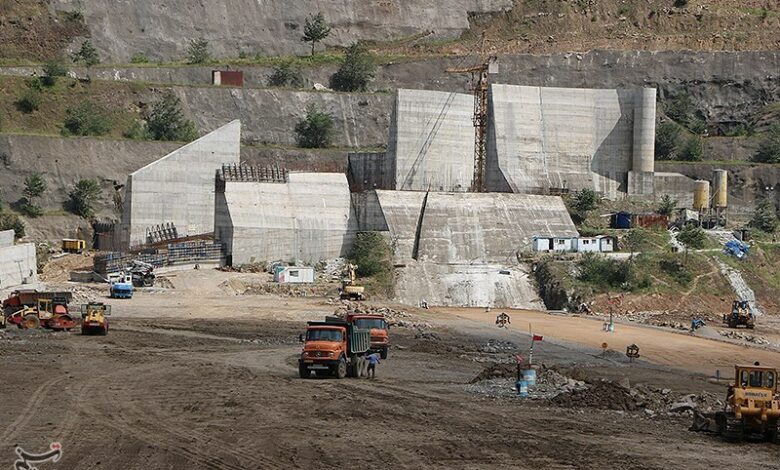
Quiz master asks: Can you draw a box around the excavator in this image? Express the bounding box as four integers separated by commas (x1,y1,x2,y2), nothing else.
339,263,366,301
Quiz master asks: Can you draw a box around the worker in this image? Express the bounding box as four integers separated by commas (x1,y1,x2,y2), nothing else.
366,352,381,379
496,312,511,328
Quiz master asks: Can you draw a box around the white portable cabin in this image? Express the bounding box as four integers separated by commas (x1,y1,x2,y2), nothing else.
598,236,615,253
274,266,315,284
574,237,600,253
532,236,574,252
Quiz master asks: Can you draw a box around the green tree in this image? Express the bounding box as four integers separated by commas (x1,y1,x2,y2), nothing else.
678,135,703,161
187,38,210,64
302,12,331,56
677,224,707,263
62,101,113,136
69,179,101,218
146,92,199,141
571,188,598,213
295,104,333,148
268,60,304,88
655,122,681,160
72,40,100,67
329,42,375,92
21,173,47,218
15,89,42,113
657,194,677,216
749,198,779,233
41,59,68,86
623,228,648,260
350,232,391,277
0,212,25,239
753,124,780,164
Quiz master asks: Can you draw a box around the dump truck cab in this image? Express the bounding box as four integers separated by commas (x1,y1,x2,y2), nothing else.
299,320,370,379
62,238,86,254
81,302,110,335
347,314,390,359
716,364,780,442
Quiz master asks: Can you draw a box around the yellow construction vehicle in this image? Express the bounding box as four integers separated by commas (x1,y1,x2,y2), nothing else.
339,263,366,301
80,302,110,335
715,364,780,442
62,238,86,254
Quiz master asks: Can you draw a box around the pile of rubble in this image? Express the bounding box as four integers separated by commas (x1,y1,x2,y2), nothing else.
466,364,723,417
317,258,347,282
220,278,334,298
333,301,432,330
719,330,773,346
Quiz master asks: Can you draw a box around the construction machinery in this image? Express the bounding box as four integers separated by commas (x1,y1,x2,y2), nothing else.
61,238,86,254
298,318,370,379
347,313,390,359
7,297,76,330
339,263,366,301
80,303,110,335
445,33,498,193
713,364,780,442
724,300,755,329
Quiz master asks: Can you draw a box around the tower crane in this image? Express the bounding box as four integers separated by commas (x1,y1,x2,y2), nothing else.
445,37,498,193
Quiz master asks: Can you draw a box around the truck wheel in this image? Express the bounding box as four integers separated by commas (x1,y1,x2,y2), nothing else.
336,358,347,379
380,348,388,360
298,363,309,379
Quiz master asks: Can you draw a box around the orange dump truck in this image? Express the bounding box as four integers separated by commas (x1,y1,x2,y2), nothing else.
298,319,371,379
347,313,390,359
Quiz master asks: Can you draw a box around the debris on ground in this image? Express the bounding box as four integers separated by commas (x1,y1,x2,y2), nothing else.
719,330,773,345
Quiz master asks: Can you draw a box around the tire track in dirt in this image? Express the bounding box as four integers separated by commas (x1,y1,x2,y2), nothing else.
0,376,66,443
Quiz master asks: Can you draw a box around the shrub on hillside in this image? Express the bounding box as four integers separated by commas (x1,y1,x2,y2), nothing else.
655,122,681,160
15,90,42,113
302,12,331,56
295,104,333,148
750,198,779,233
330,42,375,92
577,253,646,290
146,92,199,142
41,59,69,87
130,53,150,64
62,101,112,136
72,40,100,67
0,211,25,239
268,61,304,88
187,38,210,64
678,135,703,161
68,179,101,218
753,124,780,164
659,257,692,286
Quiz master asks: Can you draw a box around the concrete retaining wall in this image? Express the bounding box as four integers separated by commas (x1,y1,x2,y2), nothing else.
0,243,37,291
120,120,241,247
387,89,475,192
487,85,655,197
216,172,355,265
0,230,13,248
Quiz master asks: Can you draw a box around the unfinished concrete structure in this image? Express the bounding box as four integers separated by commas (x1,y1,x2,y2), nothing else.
354,191,578,308
385,89,475,192
385,86,657,198
119,120,241,248
215,167,355,265
487,85,656,198
0,230,37,291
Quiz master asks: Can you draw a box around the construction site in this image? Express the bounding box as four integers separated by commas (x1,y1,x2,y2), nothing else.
2,1,780,468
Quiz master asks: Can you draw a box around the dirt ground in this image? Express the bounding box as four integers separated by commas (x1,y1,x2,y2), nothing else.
3,268,780,469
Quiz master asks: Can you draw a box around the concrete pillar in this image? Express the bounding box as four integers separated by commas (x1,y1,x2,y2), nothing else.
632,88,656,173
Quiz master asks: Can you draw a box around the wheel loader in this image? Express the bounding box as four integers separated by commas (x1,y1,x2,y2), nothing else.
80,303,110,335
7,297,76,331
713,364,780,442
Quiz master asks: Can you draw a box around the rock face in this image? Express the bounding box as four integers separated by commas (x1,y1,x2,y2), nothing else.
50,0,512,61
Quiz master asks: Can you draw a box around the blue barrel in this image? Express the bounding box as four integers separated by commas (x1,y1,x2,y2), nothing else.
522,369,537,386
516,380,529,397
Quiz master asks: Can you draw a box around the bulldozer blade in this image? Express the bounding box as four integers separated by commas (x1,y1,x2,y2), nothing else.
690,410,718,433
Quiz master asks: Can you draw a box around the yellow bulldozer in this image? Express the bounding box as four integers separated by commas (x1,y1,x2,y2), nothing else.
339,263,366,301
712,364,780,442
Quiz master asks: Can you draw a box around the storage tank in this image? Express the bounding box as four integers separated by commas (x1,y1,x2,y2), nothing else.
693,180,710,211
712,169,728,208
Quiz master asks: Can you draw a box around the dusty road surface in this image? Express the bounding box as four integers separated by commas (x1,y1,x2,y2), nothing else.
2,269,780,469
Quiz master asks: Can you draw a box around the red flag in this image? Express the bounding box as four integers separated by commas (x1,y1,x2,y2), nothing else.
532,335,544,341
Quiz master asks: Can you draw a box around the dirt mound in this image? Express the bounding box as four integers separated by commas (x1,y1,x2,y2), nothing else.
469,363,517,384
552,380,641,411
